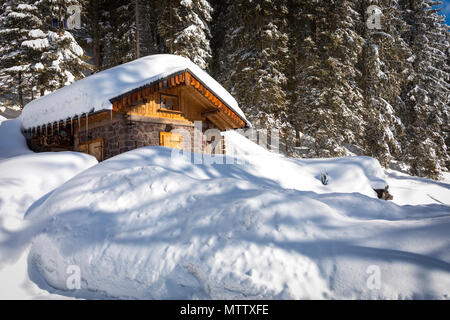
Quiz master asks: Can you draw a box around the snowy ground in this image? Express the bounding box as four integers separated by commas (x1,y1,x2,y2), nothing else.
0,117,449,299
0,116,97,299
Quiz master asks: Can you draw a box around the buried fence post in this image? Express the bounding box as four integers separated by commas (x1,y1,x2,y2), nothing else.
374,186,394,201
320,171,329,185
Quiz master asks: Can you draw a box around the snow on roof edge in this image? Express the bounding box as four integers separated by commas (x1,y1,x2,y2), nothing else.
109,67,250,127
20,54,250,129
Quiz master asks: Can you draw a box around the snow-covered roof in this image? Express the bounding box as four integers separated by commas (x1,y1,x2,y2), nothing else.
20,54,249,129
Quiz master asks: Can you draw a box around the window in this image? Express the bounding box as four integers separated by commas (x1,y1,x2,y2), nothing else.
51,18,68,29
160,94,180,111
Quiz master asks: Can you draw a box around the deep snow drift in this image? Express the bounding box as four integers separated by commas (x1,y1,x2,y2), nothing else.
0,116,31,160
1,115,449,299
0,117,98,231
0,117,97,299
25,139,450,299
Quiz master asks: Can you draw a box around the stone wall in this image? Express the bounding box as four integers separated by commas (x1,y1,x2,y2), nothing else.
27,117,219,161
77,117,209,160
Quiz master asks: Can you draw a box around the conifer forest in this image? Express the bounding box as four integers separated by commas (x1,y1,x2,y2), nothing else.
1,0,449,179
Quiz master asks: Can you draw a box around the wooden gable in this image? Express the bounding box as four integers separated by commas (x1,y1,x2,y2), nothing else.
110,71,247,131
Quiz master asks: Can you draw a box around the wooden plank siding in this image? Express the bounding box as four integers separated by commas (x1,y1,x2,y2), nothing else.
110,71,246,130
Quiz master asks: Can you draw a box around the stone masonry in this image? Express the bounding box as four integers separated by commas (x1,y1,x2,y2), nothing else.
77,117,209,160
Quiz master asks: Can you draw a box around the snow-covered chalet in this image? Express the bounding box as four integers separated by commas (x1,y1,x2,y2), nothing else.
20,54,249,161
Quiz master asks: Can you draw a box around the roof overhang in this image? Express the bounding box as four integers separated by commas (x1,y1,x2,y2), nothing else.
109,69,248,129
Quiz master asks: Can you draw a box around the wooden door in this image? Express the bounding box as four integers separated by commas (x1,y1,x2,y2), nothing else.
78,143,88,154
160,132,182,149
88,138,104,161
78,138,104,161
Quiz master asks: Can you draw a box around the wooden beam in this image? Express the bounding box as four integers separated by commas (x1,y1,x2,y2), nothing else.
206,114,226,131
217,109,238,129
201,109,219,117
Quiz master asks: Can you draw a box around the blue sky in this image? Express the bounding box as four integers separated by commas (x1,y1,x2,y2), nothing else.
441,0,450,25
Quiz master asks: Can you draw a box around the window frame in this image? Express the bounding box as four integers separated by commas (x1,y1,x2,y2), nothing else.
159,93,180,112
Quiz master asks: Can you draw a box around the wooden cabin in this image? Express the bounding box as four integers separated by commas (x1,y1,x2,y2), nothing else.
21,55,249,161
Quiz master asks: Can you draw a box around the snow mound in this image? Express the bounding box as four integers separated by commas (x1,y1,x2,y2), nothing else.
20,54,249,129
0,118,98,277
26,147,450,299
0,152,98,227
0,117,31,160
223,130,388,196
385,169,450,206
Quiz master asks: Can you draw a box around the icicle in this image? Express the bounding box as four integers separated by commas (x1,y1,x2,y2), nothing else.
86,113,88,134
78,116,81,133
57,121,59,134
71,117,73,136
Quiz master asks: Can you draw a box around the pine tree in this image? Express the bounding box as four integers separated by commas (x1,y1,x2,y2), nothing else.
286,0,365,158
83,0,105,70
399,0,450,178
83,0,135,71
444,21,450,170
154,0,213,70
0,0,44,108
140,1,165,56
210,0,229,79
102,0,136,68
220,0,290,131
32,0,92,95
356,0,411,166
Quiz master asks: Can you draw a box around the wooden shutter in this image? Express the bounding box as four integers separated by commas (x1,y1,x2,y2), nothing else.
160,132,182,149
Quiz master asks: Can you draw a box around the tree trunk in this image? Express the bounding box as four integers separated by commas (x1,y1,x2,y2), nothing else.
295,126,301,148
18,72,24,109
40,76,45,97
58,0,63,37
93,0,101,70
135,0,141,58
169,0,173,53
